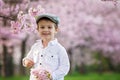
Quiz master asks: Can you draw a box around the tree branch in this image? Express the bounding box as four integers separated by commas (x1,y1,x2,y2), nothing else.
0,15,15,21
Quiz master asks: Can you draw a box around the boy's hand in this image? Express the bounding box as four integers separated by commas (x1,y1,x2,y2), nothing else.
23,58,34,68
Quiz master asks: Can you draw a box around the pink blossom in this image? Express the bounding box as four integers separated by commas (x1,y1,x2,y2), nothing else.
0,0,4,9
28,5,45,17
31,67,52,80
10,21,22,34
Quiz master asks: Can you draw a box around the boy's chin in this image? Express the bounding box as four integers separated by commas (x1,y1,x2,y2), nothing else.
41,37,54,40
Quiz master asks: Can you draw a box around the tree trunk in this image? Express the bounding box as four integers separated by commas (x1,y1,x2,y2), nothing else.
67,48,73,74
19,38,27,75
6,46,14,76
79,47,86,74
97,51,103,74
1,44,7,77
1,43,14,77
1,44,8,77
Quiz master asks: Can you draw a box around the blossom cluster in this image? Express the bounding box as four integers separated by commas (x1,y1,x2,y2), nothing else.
11,5,45,34
31,67,52,80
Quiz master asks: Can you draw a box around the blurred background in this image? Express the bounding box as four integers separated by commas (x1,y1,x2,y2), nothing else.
0,0,120,80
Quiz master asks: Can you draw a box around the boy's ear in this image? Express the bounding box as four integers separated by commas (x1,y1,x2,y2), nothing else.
55,28,59,34
56,28,59,32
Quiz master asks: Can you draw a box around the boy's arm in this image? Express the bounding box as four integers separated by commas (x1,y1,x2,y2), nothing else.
22,44,35,67
51,47,70,80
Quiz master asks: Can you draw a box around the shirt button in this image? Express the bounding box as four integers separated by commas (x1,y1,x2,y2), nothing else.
41,55,43,57
51,55,53,57
40,63,42,65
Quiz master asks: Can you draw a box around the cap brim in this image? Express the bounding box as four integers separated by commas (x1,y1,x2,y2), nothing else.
36,14,60,25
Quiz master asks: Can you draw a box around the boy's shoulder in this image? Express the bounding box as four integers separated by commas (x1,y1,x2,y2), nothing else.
54,42,66,50
31,41,42,48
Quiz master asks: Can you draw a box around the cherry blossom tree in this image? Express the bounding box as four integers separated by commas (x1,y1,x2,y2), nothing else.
0,0,120,76
0,0,38,76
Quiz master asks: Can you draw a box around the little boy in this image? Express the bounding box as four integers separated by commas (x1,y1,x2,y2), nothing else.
23,13,70,80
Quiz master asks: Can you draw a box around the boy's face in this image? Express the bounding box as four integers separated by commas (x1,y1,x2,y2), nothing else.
37,19,58,40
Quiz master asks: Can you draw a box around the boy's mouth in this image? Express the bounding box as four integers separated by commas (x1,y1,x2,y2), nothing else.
42,32,51,35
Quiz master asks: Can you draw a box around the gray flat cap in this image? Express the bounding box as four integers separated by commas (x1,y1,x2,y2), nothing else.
36,13,60,25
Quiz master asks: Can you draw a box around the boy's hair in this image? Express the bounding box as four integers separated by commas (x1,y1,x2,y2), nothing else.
37,17,58,29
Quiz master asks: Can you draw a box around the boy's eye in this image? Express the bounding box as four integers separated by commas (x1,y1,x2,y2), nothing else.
40,26,45,29
48,26,52,29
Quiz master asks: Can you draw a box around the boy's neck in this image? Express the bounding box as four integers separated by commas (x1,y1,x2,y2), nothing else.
42,38,55,48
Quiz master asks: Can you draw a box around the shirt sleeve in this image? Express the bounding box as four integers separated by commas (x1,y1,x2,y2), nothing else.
23,44,35,61
51,47,70,80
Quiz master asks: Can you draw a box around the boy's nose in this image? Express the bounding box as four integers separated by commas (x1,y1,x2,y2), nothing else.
44,28,49,31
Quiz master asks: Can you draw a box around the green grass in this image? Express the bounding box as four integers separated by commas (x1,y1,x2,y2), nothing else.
0,72,120,80
65,72,120,80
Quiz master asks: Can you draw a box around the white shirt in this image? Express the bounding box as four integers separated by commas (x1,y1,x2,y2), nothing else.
24,39,70,80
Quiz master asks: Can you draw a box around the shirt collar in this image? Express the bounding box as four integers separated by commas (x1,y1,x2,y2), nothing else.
36,38,58,46
49,38,58,46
